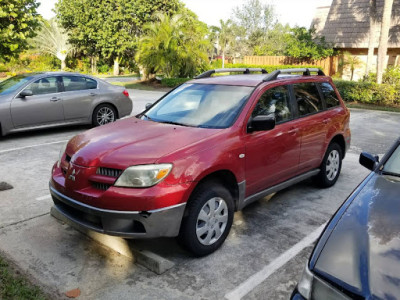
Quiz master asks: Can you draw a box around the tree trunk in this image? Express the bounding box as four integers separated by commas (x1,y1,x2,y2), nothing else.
113,57,120,76
366,0,377,77
61,59,66,71
377,0,394,84
91,56,98,74
222,51,225,68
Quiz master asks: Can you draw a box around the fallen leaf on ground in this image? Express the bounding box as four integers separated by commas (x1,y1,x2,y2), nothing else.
65,288,81,298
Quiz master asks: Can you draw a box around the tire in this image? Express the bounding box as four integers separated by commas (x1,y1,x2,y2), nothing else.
178,182,234,256
92,104,117,126
316,142,343,188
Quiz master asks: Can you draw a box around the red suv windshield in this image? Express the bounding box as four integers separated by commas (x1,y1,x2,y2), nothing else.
141,83,254,129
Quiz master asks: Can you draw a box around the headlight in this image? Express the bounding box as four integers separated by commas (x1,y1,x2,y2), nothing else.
297,263,314,299
114,164,172,188
57,141,68,168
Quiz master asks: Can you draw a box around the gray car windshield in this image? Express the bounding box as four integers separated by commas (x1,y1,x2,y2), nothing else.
0,75,34,95
141,83,254,128
383,145,400,176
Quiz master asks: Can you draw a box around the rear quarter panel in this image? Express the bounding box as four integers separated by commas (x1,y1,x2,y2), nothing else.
96,81,133,118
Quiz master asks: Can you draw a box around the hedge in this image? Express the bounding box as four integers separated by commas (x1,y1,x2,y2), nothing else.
333,80,400,105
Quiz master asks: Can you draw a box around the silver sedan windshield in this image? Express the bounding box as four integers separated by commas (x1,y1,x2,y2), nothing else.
0,75,34,95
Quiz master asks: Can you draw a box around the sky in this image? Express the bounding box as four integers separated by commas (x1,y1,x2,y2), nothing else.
37,0,333,28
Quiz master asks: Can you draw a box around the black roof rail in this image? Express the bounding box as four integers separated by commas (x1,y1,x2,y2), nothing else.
263,68,325,82
194,68,268,79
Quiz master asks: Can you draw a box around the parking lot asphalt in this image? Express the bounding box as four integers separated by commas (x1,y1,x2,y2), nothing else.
0,90,399,300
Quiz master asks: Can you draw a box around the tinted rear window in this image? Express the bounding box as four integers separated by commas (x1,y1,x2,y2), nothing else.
293,82,323,116
320,82,340,108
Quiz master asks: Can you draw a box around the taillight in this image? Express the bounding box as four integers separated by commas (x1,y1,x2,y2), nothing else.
122,90,129,97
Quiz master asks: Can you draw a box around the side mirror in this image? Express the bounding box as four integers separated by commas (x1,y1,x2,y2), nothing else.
359,152,379,171
19,89,33,98
247,115,276,133
145,103,152,110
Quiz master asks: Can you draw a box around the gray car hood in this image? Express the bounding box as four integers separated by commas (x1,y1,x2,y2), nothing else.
314,173,400,299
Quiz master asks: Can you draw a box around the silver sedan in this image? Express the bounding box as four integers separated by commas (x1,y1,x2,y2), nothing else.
0,72,133,136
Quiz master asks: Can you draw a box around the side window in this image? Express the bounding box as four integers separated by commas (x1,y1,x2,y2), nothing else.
293,82,323,116
26,77,60,95
62,76,93,91
320,82,340,108
86,78,97,89
252,85,291,123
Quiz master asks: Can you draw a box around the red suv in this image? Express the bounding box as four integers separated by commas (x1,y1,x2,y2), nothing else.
50,68,351,256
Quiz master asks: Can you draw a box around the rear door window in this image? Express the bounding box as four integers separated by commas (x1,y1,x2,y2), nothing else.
252,85,291,123
319,82,340,108
62,76,97,91
293,82,323,116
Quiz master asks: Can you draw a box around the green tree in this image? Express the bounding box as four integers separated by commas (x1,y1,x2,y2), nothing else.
214,20,235,68
56,0,182,75
136,12,209,78
0,0,41,62
230,0,277,56
33,19,73,70
285,27,334,60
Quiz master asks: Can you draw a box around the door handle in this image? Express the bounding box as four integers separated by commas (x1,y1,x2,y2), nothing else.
288,127,298,135
50,97,61,102
90,93,96,96
323,118,330,124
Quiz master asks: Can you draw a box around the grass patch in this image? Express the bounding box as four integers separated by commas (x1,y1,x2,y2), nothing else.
110,79,172,91
96,73,139,78
346,102,400,113
0,256,48,300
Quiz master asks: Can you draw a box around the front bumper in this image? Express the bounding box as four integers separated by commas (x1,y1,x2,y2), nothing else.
50,184,186,238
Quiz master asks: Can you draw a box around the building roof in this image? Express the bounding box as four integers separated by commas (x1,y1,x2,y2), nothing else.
313,0,400,49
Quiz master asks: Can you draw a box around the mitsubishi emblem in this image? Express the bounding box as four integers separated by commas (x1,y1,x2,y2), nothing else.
68,169,77,181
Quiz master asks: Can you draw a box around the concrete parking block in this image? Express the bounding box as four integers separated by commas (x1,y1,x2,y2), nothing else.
50,206,175,275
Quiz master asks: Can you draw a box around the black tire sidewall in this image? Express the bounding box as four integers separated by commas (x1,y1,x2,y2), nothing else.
178,183,234,256
318,143,343,187
92,104,117,126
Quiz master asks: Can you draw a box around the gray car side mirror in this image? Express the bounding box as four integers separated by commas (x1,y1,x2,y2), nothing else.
20,89,33,98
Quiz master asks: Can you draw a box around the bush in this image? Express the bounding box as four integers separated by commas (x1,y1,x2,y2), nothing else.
333,79,400,105
161,78,191,87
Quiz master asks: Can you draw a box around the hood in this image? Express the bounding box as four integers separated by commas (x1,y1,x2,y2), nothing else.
66,117,223,169
314,173,400,299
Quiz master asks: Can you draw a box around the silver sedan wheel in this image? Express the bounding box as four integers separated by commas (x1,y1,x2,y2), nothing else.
196,197,228,246
97,107,115,125
326,150,340,180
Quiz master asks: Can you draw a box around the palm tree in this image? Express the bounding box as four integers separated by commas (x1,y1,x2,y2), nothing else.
377,0,394,84
342,52,364,81
215,20,235,68
136,13,208,78
365,0,377,77
34,19,73,70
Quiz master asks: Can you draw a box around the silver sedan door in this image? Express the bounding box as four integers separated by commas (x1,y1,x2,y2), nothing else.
10,76,64,128
61,76,98,121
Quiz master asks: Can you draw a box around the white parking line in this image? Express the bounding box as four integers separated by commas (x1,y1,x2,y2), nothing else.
0,140,68,155
36,195,51,201
224,223,327,300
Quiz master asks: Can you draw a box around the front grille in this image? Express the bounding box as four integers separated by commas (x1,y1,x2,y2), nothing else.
96,167,122,178
92,182,111,191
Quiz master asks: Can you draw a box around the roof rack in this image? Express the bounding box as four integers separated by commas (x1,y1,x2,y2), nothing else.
194,68,268,79
263,68,325,82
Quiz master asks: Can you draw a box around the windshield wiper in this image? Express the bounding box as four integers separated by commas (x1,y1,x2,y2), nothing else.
381,170,400,177
160,121,188,127
141,113,153,120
